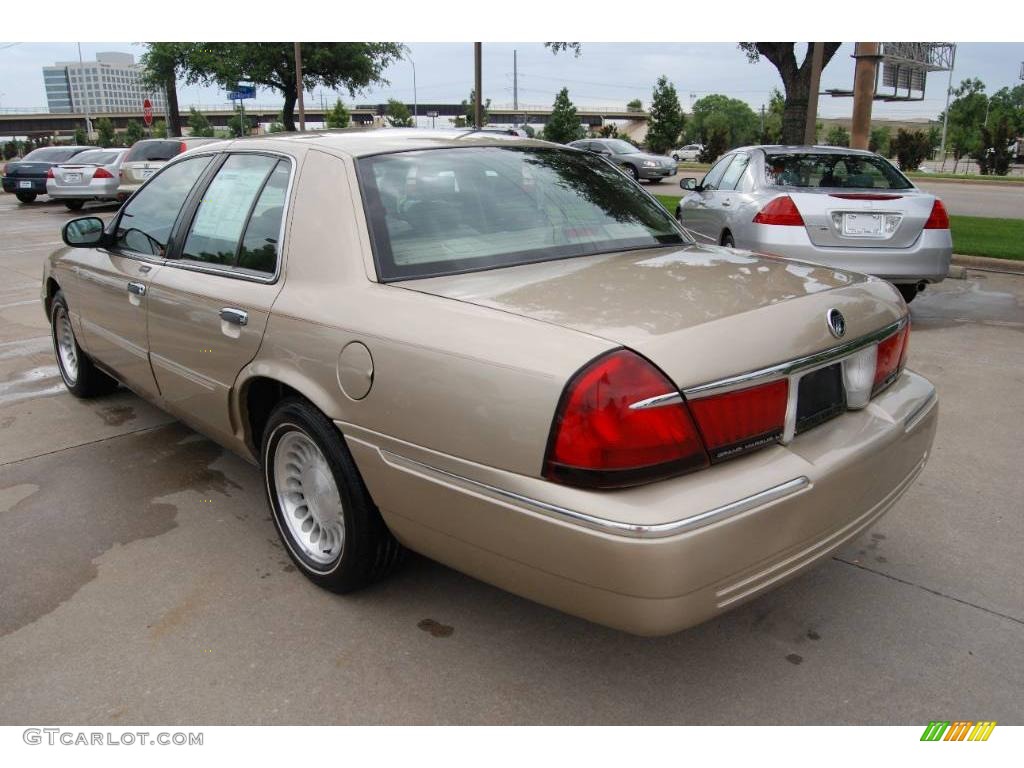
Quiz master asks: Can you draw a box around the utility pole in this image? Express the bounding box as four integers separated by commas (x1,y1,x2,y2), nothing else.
513,49,518,111
804,42,825,145
850,42,881,150
938,45,957,170
760,104,766,142
410,56,417,126
474,42,483,129
294,42,306,131
76,43,92,140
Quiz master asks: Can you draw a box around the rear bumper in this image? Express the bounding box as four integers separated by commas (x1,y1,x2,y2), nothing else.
2,177,46,194
748,227,952,284
46,179,120,200
117,182,142,196
343,370,938,635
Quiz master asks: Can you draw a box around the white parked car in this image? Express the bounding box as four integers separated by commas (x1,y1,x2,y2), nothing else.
671,144,703,162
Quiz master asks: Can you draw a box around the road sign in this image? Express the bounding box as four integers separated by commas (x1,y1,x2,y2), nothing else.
227,85,256,101
142,98,153,126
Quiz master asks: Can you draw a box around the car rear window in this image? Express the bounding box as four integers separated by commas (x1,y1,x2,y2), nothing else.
357,146,687,281
68,150,121,165
23,147,81,162
125,140,183,162
765,152,912,190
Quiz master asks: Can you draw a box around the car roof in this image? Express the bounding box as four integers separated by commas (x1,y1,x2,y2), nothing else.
199,128,558,159
743,144,880,157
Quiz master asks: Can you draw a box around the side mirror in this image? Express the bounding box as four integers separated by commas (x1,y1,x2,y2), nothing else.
62,217,106,248
680,177,698,192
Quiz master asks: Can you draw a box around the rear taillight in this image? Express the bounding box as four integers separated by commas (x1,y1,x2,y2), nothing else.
873,322,910,394
923,199,950,229
180,142,188,154
688,379,789,462
753,195,804,226
544,350,709,488
93,167,113,179
46,167,55,178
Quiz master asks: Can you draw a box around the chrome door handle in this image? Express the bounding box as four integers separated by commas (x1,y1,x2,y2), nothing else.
721,199,732,207
219,308,248,326
127,282,146,296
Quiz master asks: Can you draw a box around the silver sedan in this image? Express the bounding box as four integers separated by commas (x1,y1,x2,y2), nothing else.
675,146,953,303
46,147,129,210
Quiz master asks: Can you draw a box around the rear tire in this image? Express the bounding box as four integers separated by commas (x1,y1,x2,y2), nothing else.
897,284,919,304
64,200,85,211
262,397,404,593
16,191,36,203
721,232,736,248
49,290,119,398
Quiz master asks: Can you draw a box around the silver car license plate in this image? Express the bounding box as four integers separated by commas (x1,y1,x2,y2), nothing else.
19,180,32,189
141,169,154,179
842,212,883,236
65,173,82,183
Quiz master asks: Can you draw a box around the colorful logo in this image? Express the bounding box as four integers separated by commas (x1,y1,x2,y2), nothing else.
920,721,997,742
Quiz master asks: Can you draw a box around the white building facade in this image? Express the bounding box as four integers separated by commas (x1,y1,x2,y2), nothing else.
42,51,167,115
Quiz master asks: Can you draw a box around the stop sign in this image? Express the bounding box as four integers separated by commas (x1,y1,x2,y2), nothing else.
142,98,153,127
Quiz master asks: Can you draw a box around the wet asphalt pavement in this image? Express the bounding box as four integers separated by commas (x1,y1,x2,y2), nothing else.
1,195,1022,724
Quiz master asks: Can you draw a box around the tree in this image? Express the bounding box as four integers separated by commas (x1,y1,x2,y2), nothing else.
544,42,581,57
227,107,254,138
869,126,891,156
739,43,842,144
891,129,931,171
687,94,759,149
521,124,536,138
626,98,643,113
598,123,619,138
825,125,850,147
95,117,115,147
761,89,785,143
151,120,167,139
188,108,215,137
543,88,584,144
140,43,190,137
73,126,88,146
940,78,988,161
645,75,685,155
987,84,1024,137
125,120,145,146
976,116,1013,175
460,89,490,127
386,99,414,128
178,43,404,132
326,99,350,129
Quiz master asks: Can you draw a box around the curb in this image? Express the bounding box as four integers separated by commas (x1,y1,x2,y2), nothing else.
951,254,1024,275
910,176,1024,188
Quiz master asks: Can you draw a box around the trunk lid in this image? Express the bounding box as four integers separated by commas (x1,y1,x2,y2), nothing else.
121,160,165,184
52,164,99,187
399,244,904,390
4,162,52,179
786,188,935,249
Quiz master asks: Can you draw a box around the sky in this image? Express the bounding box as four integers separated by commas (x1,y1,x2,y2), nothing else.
1,42,1021,121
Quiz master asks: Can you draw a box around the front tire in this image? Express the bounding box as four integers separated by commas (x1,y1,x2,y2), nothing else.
624,164,640,182
262,398,404,593
16,191,36,203
64,200,85,211
49,290,118,398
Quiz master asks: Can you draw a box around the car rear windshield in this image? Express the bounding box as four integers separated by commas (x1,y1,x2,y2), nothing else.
358,146,686,281
765,152,912,190
22,147,81,162
125,140,183,162
67,150,121,165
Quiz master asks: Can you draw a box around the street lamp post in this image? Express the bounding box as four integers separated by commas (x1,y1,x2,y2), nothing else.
410,56,417,127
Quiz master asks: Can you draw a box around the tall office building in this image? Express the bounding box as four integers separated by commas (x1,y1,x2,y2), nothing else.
42,51,167,114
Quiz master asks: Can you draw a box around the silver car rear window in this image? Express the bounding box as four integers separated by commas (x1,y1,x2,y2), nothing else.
67,150,121,165
125,140,183,162
357,146,687,281
765,153,912,190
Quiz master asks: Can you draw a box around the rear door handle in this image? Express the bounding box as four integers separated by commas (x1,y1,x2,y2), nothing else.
219,308,248,326
721,199,732,207
127,282,146,296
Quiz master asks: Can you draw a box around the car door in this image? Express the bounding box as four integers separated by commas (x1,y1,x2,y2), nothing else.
678,153,733,240
145,152,293,447
68,154,214,399
708,153,751,243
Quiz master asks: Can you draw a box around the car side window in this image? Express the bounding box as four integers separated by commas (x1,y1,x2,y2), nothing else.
114,156,212,257
236,161,290,274
180,154,281,268
701,155,733,191
718,154,750,191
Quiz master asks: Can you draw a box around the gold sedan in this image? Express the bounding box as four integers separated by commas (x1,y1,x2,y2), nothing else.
42,131,937,635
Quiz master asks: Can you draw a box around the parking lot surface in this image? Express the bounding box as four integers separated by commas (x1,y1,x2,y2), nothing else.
1,195,1022,725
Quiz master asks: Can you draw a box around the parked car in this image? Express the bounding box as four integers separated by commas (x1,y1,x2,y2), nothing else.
118,137,222,197
568,138,677,182
46,147,129,210
675,145,953,303
43,131,937,635
671,144,703,162
2,145,94,203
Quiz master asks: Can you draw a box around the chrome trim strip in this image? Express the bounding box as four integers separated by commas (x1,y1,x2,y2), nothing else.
379,448,810,539
628,392,683,410
904,388,937,432
150,352,220,392
683,316,908,400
